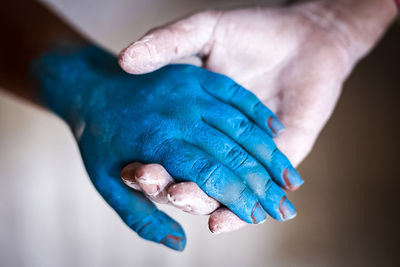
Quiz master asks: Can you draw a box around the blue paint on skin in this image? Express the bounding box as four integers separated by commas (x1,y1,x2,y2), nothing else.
30,45,301,250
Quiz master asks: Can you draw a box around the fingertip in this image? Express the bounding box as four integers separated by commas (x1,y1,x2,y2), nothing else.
135,164,172,182
161,234,186,251
208,208,247,234
121,162,142,177
135,164,174,203
118,43,154,74
167,184,196,214
250,202,267,224
167,182,220,215
267,116,286,137
121,162,142,190
118,46,136,74
98,172,185,251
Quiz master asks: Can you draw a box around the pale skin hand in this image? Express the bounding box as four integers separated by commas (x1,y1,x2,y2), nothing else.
121,163,247,233
119,0,397,233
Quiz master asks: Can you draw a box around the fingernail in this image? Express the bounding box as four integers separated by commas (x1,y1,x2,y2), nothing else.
161,235,185,251
251,202,267,224
283,168,304,191
267,116,285,136
279,197,297,221
135,173,161,195
121,178,141,191
127,42,150,58
144,184,160,196
135,173,154,184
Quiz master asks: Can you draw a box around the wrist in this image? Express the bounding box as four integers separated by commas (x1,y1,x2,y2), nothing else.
29,44,110,126
0,1,88,104
297,0,397,64
337,0,396,53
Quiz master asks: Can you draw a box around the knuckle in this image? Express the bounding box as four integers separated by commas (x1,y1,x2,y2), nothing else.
269,148,292,172
128,210,157,236
192,159,222,189
127,209,156,235
229,83,248,102
187,121,207,140
229,83,243,101
264,179,273,194
267,147,279,162
135,220,153,238
227,186,248,205
270,147,285,163
249,96,271,115
251,99,264,114
225,146,249,171
140,135,176,162
235,117,254,139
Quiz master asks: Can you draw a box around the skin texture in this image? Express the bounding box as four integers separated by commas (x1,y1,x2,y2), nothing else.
0,0,396,251
119,0,398,233
30,45,301,250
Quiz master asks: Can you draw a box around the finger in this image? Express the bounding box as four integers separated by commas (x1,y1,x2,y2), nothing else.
119,11,220,74
208,207,248,234
167,182,220,215
186,121,296,220
121,162,143,191
121,163,174,204
199,73,285,137
92,170,186,251
123,163,220,215
145,138,267,224
203,104,304,191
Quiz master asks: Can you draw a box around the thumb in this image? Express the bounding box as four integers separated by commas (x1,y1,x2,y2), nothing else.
91,169,186,251
119,10,221,74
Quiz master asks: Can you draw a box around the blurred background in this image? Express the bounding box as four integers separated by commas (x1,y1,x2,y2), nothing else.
0,0,399,266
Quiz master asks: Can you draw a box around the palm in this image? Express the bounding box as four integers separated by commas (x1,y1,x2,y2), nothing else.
204,7,351,165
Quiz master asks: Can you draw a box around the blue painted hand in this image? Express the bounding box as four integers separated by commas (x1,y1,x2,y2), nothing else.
30,45,303,251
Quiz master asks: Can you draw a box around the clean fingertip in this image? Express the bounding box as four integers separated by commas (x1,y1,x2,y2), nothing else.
119,43,152,74
121,162,142,190
167,182,220,215
208,208,248,234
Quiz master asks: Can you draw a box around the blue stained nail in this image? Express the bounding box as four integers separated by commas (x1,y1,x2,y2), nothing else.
279,197,297,221
267,116,285,136
251,202,267,224
161,235,186,251
283,168,304,191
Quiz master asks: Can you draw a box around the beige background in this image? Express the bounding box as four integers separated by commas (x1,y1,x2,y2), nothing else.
0,0,399,266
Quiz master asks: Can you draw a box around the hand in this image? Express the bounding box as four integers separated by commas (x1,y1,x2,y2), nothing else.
120,162,254,234
30,45,301,250
118,0,397,233
119,1,392,165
